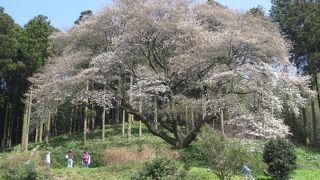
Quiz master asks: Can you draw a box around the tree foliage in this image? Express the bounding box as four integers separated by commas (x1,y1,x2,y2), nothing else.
247,5,265,18
0,7,21,78
197,124,248,180
21,15,55,72
263,138,297,180
0,6,55,150
271,0,320,146
271,0,320,74
132,156,183,180
74,10,93,25
30,0,311,148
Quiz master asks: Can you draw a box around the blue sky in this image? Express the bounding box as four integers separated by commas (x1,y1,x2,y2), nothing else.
0,0,272,30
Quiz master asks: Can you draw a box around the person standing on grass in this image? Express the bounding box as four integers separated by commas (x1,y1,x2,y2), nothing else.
66,149,74,168
45,151,51,168
243,164,255,180
82,150,91,168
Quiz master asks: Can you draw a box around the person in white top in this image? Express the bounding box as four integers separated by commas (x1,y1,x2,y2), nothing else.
45,151,51,168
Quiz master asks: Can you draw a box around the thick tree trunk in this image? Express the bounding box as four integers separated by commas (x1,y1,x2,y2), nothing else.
125,107,214,149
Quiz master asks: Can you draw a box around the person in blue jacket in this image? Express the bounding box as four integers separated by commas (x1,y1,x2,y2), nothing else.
243,164,255,180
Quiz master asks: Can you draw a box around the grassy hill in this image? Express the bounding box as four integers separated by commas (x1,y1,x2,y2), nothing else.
1,125,320,180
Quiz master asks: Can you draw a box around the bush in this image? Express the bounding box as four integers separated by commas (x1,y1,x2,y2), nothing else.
240,141,268,176
263,137,297,180
196,124,249,180
132,156,184,180
1,153,47,180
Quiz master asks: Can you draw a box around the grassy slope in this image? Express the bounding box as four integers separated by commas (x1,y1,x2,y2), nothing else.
1,124,320,180
36,125,171,179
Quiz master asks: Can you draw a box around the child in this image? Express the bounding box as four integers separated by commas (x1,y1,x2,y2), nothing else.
45,151,51,168
66,149,74,168
82,150,91,168
243,164,255,180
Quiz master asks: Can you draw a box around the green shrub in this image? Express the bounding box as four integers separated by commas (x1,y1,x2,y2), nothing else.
2,160,47,180
180,145,207,168
263,137,297,180
196,124,249,180
132,156,183,180
244,141,268,176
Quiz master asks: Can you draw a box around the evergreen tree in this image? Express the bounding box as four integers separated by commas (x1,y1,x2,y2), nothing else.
271,0,320,146
0,7,56,151
0,6,23,151
74,10,93,25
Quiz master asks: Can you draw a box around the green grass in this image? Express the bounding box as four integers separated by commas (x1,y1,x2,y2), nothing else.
294,169,320,180
29,124,169,168
0,153,6,179
296,146,320,169
50,163,143,180
2,123,320,179
188,167,216,179
187,167,271,180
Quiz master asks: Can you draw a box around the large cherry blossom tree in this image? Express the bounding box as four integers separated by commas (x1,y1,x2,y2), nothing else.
30,0,312,148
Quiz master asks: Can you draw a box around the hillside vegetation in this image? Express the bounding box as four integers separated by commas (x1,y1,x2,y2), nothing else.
1,125,320,180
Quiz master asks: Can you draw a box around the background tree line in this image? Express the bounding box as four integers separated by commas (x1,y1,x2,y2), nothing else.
270,0,320,146
0,7,55,151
